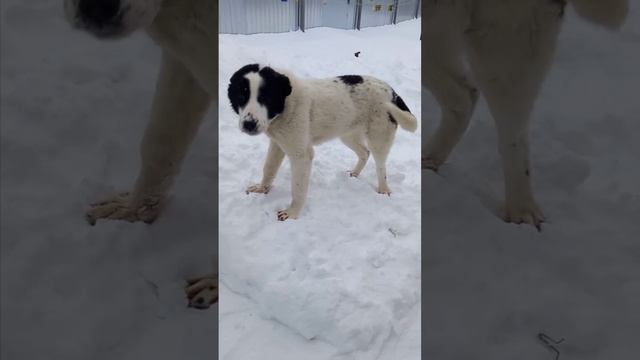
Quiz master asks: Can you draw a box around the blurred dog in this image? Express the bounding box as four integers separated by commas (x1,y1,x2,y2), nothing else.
228,64,417,220
65,0,217,309
423,0,628,229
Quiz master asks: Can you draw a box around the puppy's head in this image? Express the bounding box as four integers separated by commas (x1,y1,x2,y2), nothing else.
227,64,292,136
64,0,163,39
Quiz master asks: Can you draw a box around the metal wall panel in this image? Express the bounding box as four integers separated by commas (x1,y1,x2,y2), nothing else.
219,0,299,34
395,0,420,23
359,0,395,28
220,0,415,34
304,0,323,29
304,0,357,30
219,0,247,34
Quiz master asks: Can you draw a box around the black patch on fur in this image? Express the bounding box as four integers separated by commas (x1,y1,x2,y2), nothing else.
257,67,292,119
338,75,363,86
388,113,398,127
391,90,411,113
228,64,260,114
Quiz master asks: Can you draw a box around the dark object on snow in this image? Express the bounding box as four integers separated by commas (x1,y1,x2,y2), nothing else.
354,51,361,57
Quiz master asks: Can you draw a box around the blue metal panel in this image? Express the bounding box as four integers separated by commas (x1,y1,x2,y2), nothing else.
219,0,413,34
219,0,299,34
395,0,420,23
359,0,395,28
304,0,357,30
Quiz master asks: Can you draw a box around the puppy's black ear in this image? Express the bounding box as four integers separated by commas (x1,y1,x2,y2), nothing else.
228,64,260,114
258,67,292,119
259,67,292,97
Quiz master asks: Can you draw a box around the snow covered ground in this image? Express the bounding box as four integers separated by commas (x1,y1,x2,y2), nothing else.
218,21,421,360
423,4,640,360
1,1,216,359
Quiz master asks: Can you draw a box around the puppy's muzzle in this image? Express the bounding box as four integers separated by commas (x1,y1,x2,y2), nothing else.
241,114,260,135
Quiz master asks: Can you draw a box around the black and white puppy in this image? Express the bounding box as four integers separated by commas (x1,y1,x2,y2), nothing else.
228,64,418,221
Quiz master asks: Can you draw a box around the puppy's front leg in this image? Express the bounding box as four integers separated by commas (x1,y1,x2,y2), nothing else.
246,140,285,194
277,147,314,221
86,52,211,225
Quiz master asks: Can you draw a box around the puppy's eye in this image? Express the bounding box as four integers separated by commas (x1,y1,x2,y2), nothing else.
242,86,248,93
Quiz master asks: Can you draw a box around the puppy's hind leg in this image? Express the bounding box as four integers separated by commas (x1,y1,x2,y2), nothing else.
423,6,478,171
340,133,369,177
463,5,563,228
86,52,211,225
366,122,396,195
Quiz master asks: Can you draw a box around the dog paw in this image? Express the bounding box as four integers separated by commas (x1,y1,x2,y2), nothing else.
245,184,271,194
377,186,392,196
86,192,162,226
277,209,299,221
185,275,218,309
277,209,290,221
422,156,440,171
500,201,545,231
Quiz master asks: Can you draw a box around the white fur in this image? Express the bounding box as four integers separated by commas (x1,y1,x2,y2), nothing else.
66,0,217,307
238,67,417,221
423,0,628,228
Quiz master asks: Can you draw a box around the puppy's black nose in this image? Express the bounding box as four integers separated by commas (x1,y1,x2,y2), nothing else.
242,121,257,133
78,0,121,28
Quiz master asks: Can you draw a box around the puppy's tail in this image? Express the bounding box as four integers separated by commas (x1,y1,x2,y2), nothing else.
385,102,418,132
569,0,629,29
385,91,418,132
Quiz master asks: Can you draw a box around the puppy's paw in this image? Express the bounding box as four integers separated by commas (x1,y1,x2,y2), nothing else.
348,170,360,178
185,274,218,310
276,208,298,221
500,201,545,231
245,184,271,194
277,209,290,221
86,192,162,226
377,186,392,196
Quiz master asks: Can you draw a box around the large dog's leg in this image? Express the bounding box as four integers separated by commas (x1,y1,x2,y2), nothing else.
86,52,211,225
464,6,563,228
277,146,313,221
422,4,478,170
246,139,285,194
340,133,370,177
